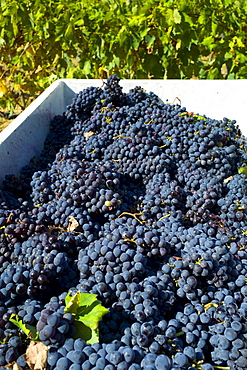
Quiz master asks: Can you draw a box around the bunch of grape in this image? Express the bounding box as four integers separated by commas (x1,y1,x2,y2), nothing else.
1,75,247,369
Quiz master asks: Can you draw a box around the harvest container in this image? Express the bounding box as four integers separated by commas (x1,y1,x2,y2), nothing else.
0,79,247,188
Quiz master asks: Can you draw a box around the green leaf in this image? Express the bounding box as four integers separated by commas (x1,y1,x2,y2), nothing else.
198,10,208,25
238,166,247,176
64,291,79,313
227,72,235,79
207,67,220,79
117,25,129,46
166,8,174,26
9,314,39,340
182,13,193,26
167,59,181,78
73,320,99,344
76,300,98,317
140,27,150,38
78,303,109,329
83,61,91,75
74,19,84,26
65,23,74,40
201,36,215,50
131,34,140,50
211,20,218,36
173,9,181,24
78,293,98,307
65,292,98,315
145,35,156,48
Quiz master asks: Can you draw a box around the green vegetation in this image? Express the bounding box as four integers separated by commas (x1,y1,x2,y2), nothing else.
0,0,246,112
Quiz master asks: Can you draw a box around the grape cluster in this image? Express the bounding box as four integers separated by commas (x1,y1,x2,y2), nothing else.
1,75,247,369
46,337,174,370
36,295,75,347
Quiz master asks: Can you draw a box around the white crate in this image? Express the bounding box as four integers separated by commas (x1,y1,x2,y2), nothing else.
0,79,247,187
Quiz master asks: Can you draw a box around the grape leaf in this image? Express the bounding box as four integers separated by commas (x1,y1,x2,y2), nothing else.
78,303,109,329
238,166,247,176
9,314,39,340
173,9,181,24
78,292,98,307
64,291,80,314
0,80,7,97
64,292,98,315
73,320,99,344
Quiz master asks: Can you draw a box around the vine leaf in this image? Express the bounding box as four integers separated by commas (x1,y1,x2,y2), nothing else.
0,80,7,97
78,303,110,329
9,314,39,340
173,9,181,24
64,291,109,343
73,320,99,344
238,166,247,176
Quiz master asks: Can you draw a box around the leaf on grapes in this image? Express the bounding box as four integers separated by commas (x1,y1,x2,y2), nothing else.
76,300,99,318
64,291,80,313
73,320,99,344
64,292,98,315
223,175,233,183
25,342,48,370
67,215,79,231
9,314,38,340
238,166,247,176
77,292,98,307
84,131,95,140
78,303,109,329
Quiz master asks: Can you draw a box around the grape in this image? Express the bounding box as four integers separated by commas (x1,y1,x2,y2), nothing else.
69,364,81,370
155,354,172,370
5,347,19,363
47,350,62,367
7,336,22,348
56,357,72,370
173,352,188,367
109,351,123,365
1,75,247,369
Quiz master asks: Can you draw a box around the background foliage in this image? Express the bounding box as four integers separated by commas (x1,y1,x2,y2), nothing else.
0,0,247,113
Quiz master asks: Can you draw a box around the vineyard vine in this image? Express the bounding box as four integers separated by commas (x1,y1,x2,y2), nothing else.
0,0,246,112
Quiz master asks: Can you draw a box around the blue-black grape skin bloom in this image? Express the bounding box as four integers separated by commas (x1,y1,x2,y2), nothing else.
1,74,247,369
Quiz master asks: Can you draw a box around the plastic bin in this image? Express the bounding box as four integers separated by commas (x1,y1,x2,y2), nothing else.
0,79,247,187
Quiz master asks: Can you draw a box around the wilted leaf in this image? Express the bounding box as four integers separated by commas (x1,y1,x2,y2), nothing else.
224,176,233,183
25,342,48,370
12,363,22,370
67,215,79,232
84,131,95,140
